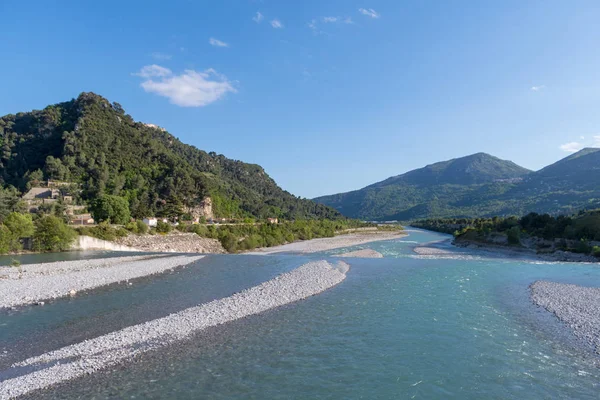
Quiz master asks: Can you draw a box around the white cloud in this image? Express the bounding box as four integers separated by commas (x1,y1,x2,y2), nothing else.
135,65,236,107
309,16,353,34
559,135,600,153
559,142,583,153
209,37,229,47
531,85,546,91
323,16,353,24
151,52,172,61
134,64,172,78
308,19,319,34
359,8,380,18
270,19,283,28
253,11,264,23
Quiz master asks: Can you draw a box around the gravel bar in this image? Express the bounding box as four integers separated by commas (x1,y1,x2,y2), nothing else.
0,260,349,399
530,281,600,353
0,255,204,309
248,232,405,254
0,255,168,280
334,249,384,258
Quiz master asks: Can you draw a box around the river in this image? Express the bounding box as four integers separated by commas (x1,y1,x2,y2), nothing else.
1,229,599,399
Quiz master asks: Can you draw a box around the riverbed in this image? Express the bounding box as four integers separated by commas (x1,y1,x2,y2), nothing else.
2,229,600,399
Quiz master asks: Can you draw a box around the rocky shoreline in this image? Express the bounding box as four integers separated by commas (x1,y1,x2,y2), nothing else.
334,249,384,258
531,281,600,354
248,232,405,255
115,232,226,254
454,239,598,263
0,255,204,308
0,260,348,399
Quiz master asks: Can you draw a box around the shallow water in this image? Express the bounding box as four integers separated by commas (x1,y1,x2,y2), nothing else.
3,230,600,399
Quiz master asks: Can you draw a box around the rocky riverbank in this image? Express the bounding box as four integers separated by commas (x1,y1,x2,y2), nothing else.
0,260,348,399
334,249,384,258
531,281,600,353
0,255,204,308
115,232,226,254
454,239,598,262
248,231,405,255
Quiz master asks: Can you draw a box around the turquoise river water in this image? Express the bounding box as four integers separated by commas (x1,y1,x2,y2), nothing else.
1,229,600,399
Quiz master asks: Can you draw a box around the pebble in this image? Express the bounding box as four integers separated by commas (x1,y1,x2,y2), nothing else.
0,260,349,399
531,281,600,353
0,255,204,309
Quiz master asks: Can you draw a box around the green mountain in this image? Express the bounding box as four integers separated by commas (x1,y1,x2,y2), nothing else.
0,92,341,220
315,150,600,221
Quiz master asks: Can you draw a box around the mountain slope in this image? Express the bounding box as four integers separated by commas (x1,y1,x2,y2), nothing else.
370,153,530,187
314,153,530,220
0,92,341,220
315,150,600,221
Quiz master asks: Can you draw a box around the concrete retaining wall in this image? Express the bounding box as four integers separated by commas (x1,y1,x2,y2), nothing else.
72,236,142,252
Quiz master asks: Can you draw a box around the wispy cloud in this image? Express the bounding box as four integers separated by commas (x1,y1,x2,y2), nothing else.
270,19,284,28
309,16,353,34
560,142,584,153
559,135,600,152
151,52,172,61
253,11,264,23
308,19,319,34
134,65,236,107
133,64,172,78
209,37,229,47
359,8,380,18
531,85,546,91
323,16,353,24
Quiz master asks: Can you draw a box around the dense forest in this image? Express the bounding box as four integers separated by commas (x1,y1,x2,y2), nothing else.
0,92,341,220
315,150,600,221
413,210,600,257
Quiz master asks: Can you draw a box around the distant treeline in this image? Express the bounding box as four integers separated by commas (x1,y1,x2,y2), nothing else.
77,219,396,253
412,210,600,256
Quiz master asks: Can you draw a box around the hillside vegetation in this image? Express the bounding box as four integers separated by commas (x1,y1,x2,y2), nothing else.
0,92,341,221
315,150,600,221
413,210,600,258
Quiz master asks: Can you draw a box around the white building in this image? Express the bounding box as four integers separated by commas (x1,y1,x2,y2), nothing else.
143,217,158,227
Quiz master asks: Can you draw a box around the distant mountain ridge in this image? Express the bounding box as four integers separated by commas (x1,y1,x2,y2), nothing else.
0,92,341,220
315,149,600,221
369,153,530,187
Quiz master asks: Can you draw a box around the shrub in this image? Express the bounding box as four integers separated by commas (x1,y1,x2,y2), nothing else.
156,221,172,234
574,239,592,254
506,226,521,245
125,222,138,233
592,246,600,258
33,215,77,252
136,220,148,234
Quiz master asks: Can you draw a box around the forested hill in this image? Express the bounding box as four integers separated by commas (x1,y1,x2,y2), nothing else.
0,92,341,220
314,150,600,221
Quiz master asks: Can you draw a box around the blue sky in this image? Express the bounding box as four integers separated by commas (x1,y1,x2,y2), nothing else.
1,0,599,198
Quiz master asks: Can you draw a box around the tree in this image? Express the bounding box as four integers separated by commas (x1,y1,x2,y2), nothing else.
33,215,77,252
89,195,131,224
0,186,25,223
506,226,521,245
4,212,34,251
24,169,44,189
0,225,11,254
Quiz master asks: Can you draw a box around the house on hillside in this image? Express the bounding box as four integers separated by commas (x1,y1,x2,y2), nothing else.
143,217,158,227
70,214,95,225
267,218,279,224
22,187,61,212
